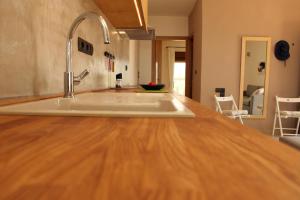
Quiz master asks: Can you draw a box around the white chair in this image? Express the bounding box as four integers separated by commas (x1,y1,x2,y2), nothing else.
272,96,300,137
214,95,249,124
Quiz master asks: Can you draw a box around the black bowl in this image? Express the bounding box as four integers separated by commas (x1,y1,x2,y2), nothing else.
140,84,165,90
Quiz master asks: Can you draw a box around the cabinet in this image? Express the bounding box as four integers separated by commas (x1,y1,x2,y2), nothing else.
94,0,148,29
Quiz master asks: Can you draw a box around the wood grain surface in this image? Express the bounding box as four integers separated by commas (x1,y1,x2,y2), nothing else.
94,0,147,29
0,92,300,200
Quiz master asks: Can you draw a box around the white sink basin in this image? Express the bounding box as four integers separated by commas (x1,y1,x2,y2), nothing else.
0,92,195,117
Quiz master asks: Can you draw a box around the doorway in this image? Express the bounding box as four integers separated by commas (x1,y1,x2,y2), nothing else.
174,54,186,96
152,36,193,98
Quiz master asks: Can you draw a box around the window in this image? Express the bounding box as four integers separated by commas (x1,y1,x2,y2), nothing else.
173,62,186,96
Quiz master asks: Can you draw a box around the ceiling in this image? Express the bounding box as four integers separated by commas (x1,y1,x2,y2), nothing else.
148,0,197,16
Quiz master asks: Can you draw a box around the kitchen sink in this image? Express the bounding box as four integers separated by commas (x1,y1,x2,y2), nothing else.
0,92,195,117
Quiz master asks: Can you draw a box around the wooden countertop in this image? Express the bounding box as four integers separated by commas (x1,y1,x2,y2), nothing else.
0,91,300,200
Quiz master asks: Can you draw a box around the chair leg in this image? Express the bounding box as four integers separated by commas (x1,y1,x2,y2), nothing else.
272,114,277,137
238,116,244,125
278,115,284,137
296,118,300,136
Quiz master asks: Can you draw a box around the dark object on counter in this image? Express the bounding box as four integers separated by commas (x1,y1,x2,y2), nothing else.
215,88,225,97
140,84,165,91
116,73,122,79
116,73,122,88
275,40,290,61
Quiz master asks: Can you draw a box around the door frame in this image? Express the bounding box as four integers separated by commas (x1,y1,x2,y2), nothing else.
151,36,193,98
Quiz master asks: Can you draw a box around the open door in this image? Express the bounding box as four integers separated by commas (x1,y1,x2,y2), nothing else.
185,37,193,98
152,37,193,98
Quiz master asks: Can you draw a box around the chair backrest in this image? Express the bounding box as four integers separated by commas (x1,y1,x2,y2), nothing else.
276,96,300,103
214,95,239,113
275,96,300,112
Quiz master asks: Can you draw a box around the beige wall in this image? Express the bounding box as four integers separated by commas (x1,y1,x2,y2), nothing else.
149,16,189,36
188,0,202,101
137,40,152,84
126,40,139,87
136,16,189,85
0,0,136,98
189,0,300,133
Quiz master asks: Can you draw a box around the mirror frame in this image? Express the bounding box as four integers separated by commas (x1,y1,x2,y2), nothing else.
239,36,271,119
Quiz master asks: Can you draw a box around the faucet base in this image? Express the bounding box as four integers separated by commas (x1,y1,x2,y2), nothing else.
64,72,74,98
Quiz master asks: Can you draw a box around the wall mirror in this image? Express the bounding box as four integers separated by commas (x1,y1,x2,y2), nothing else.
239,37,271,119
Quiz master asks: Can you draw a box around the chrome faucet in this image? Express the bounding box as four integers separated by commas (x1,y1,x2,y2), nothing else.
64,12,111,98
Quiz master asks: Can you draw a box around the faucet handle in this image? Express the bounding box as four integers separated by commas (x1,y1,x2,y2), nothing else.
78,69,90,80
74,69,90,85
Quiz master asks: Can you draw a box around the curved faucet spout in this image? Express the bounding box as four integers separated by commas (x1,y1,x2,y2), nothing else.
64,12,111,98
67,12,111,45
